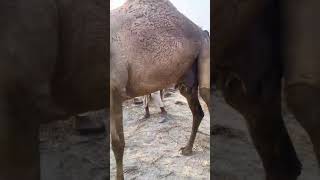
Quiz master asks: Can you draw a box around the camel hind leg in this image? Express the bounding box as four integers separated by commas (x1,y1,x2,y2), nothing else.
198,30,210,108
199,87,210,110
178,84,204,156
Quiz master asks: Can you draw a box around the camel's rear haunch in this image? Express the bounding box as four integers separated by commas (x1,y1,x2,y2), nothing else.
110,0,210,179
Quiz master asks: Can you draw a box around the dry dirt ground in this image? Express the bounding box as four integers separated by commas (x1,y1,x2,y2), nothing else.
39,90,319,180
40,111,107,180
212,90,319,180
110,89,210,179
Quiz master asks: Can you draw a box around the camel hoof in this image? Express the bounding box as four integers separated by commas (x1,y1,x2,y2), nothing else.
180,146,193,156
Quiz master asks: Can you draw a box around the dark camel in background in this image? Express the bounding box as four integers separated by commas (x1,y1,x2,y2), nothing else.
214,0,320,179
0,0,107,179
110,0,210,179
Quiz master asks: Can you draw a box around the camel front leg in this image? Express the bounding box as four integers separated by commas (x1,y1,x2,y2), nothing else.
110,88,125,180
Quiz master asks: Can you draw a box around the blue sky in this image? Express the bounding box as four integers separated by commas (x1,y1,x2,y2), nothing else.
110,0,210,32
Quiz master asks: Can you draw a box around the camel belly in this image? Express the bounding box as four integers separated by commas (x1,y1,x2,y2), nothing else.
126,58,193,97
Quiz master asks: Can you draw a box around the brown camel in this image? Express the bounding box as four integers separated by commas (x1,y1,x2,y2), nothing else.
110,0,210,179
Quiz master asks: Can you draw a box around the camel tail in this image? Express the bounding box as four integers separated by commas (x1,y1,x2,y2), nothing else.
197,30,210,89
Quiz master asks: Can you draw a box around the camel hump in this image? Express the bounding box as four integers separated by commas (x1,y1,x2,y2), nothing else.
198,30,210,89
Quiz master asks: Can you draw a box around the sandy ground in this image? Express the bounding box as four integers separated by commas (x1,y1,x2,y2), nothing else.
40,111,108,180
38,89,319,180
110,89,210,179
211,90,319,180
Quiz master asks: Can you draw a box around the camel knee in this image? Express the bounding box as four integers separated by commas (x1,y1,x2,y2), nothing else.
111,137,124,155
179,86,204,118
111,132,125,159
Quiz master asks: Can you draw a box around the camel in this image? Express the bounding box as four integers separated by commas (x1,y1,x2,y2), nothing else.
0,1,107,179
110,0,210,179
214,0,320,179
